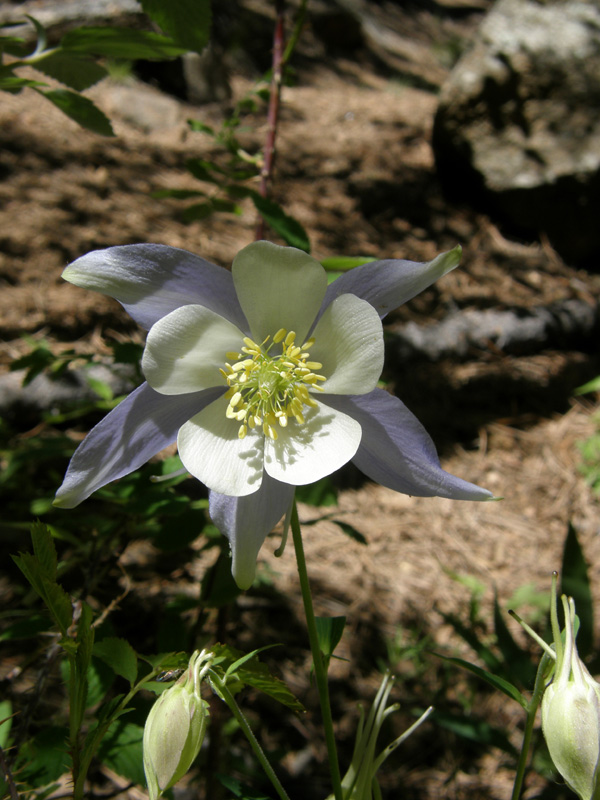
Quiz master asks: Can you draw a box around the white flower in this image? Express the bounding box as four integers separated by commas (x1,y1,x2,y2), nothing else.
54,240,492,588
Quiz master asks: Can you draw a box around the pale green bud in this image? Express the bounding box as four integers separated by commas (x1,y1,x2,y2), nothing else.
542,595,600,800
143,650,212,800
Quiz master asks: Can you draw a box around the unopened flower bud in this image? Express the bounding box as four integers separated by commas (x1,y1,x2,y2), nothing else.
542,594,600,800
143,650,212,800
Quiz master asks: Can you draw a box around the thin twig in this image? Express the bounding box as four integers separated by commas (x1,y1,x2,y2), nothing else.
255,0,286,241
0,745,20,800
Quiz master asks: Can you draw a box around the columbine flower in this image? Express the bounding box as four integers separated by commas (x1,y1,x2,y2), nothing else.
54,240,492,588
542,591,600,800
143,649,212,800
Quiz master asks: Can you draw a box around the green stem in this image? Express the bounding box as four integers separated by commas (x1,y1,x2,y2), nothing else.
511,652,552,800
290,500,344,800
210,673,291,800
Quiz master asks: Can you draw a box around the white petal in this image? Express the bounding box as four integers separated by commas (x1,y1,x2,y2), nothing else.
232,241,327,344
177,395,264,496
263,400,361,485
309,294,384,395
142,305,244,395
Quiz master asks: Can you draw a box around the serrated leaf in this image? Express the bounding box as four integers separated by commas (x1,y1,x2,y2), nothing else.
435,653,527,708
30,520,58,580
93,638,138,686
561,522,594,658
12,551,72,636
60,27,187,60
140,0,211,54
33,50,107,91
248,191,310,252
38,89,114,136
210,644,304,713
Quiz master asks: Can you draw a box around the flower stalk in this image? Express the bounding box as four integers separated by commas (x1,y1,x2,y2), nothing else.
290,500,344,800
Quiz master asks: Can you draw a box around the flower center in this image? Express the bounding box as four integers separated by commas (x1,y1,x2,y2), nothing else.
220,329,326,440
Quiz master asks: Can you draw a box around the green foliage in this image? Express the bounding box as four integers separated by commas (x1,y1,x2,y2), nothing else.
0,12,193,135
578,413,600,495
315,616,347,668
139,0,211,55
210,643,305,714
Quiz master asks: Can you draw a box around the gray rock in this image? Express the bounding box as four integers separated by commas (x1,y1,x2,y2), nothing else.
387,298,599,362
433,0,600,266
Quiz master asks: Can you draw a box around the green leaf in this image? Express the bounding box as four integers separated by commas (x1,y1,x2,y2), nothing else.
32,50,107,91
210,644,305,713
12,526,73,637
0,701,12,748
315,616,346,661
333,520,367,545
187,119,215,135
98,720,145,786
60,27,187,60
182,198,240,222
320,256,377,271
140,0,211,54
561,522,594,658
248,191,310,252
574,376,600,395
31,520,58,580
93,638,139,687
85,375,114,401
38,88,114,136
434,653,527,708
185,157,223,183
0,73,47,92
17,727,71,787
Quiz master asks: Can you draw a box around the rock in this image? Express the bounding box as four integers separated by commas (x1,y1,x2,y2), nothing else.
386,298,599,363
432,0,600,266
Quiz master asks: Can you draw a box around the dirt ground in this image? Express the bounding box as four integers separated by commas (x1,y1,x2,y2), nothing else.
1,2,600,798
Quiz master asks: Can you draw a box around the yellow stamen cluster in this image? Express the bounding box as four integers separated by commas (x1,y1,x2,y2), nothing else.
220,328,326,440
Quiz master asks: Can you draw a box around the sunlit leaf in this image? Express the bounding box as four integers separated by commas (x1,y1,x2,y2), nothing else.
38,89,114,136
140,0,211,54
94,638,139,687
60,27,187,60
